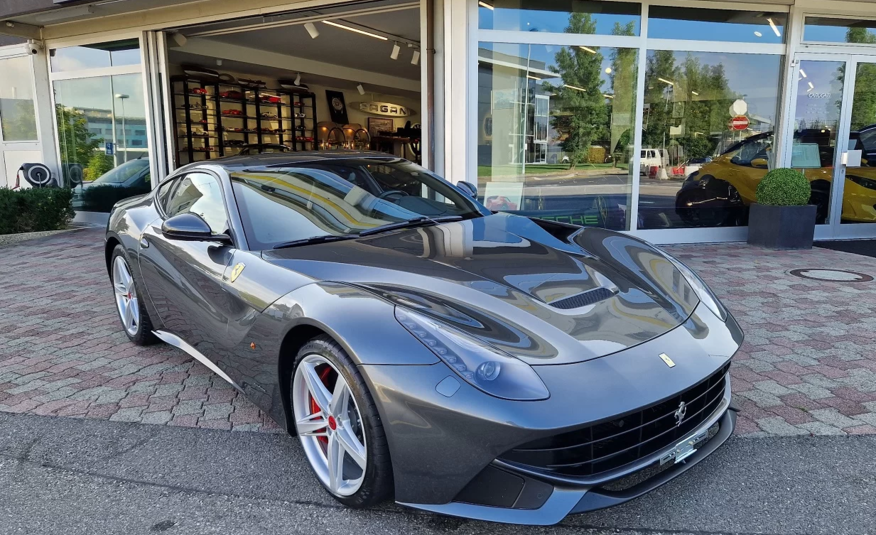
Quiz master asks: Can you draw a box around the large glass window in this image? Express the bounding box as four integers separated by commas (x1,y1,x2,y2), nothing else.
0,55,38,142
804,17,876,44
478,0,640,35
50,39,141,72
52,40,148,213
648,7,786,44
638,51,782,229
477,42,638,230
841,61,876,224
474,1,788,234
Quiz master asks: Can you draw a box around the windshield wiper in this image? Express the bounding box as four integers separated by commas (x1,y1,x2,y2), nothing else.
359,215,463,237
272,234,358,250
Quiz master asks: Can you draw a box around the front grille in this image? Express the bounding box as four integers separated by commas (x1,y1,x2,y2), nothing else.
499,364,729,478
550,287,616,309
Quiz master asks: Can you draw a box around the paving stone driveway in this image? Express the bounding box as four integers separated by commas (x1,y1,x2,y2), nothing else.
2,228,876,437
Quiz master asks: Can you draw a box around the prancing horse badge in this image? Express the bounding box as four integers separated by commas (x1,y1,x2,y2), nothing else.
659,353,676,368
230,263,246,283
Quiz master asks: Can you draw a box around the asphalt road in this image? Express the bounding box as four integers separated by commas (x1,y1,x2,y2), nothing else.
0,412,873,535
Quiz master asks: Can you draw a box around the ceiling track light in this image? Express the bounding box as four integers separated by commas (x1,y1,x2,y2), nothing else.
578,46,597,54
304,22,320,39
478,1,494,10
294,72,301,86
357,84,366,95
391,41,401,60
171,32,187,47
767,18,781,38
564,84,586,92
411,49,420,65
322,20,388,41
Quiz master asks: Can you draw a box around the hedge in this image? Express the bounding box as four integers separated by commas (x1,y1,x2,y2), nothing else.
0,188,75,235
756,168,811,207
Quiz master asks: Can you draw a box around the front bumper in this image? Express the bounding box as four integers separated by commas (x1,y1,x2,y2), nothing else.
400,378,736,525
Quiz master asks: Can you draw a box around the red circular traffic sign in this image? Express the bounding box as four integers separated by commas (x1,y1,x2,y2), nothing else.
730,116,750,131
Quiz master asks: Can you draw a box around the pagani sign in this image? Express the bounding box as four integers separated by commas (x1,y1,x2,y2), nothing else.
355,101,413,118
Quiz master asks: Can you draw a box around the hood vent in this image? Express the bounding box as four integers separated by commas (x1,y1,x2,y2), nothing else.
549,287,617,310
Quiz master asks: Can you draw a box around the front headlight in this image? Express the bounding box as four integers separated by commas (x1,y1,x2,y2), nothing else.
395,307,550,401
665,255,727,321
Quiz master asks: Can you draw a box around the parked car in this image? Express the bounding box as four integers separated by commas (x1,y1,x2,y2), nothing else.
72,157,151,212
674,128,876,226
105,152,742,525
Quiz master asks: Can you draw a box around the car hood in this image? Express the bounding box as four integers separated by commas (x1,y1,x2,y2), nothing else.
262,213,701,365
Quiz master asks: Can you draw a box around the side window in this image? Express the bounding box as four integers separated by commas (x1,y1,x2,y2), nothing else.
156,178,177,213
165,173,229,234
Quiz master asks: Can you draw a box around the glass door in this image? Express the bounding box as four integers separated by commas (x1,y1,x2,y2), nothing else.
835,56,876,236
785,55,848,231
786,53,876,239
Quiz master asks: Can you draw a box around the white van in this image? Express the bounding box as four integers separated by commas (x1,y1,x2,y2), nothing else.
639,149,669,175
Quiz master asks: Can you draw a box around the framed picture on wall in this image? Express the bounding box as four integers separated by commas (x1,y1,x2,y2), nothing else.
368,117,394,137
326,90,349,124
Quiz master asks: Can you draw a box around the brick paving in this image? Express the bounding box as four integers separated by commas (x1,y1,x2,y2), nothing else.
0,229,280,433
2,228,876,438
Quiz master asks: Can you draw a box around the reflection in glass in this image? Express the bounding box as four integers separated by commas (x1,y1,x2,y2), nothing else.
789,60,844,225
638,51,782,229
804,17,876,44
842,62,876,224
478,0,640,35
0,56,38,142
477,37,638,230
50,39,140,72
647,7,786,44
54,73,150,212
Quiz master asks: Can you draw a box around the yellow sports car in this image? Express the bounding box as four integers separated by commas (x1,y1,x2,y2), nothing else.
675,130,876,225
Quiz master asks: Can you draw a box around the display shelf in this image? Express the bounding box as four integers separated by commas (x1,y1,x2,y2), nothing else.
172,75,319,162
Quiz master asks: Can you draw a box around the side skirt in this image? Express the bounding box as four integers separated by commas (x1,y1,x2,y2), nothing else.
152,330,243,393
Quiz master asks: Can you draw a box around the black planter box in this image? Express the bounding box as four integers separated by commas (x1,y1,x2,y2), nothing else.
747,203,817,250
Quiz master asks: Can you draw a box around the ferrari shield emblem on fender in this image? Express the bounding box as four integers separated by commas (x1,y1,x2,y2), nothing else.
659,353,676,368
230,263,246,283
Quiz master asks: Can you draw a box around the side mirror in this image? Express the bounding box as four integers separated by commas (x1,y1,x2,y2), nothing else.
751,158,769,169
457,181,478,198
162,213,232,244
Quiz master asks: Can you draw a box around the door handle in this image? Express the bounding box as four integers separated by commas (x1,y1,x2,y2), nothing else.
139,237,149,248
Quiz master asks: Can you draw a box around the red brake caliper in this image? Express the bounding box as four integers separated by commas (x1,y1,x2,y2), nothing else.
310,366,333,448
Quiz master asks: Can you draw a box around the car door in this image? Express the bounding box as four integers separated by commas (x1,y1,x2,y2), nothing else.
138,171,237,354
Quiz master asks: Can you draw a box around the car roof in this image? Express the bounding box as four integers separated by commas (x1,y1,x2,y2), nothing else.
201,150,404,171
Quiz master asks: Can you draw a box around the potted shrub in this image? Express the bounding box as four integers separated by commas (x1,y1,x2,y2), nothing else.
747,168,815,249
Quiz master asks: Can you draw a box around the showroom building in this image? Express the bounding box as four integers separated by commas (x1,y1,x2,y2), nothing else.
3,0,876,244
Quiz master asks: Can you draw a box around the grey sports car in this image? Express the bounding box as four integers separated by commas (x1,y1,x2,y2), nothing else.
105,152,743,525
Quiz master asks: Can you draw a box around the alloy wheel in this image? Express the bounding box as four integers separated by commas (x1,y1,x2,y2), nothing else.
112,255,140,336
292,354,367,497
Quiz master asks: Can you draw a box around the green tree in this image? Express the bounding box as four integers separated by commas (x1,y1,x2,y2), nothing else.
546,13,609,169
55,104,102,166
84,152,114,181
608,21,637,163
0,100,38,141
845,28,876,132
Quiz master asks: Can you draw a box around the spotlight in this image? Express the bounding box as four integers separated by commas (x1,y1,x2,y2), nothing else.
411,49,420,65
391,42,401,60
357,84,365,95
216,59,223,66
294,72,301,86
171,32,187,47
304,22,320,39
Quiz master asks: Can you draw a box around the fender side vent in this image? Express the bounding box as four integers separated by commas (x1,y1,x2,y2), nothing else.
550,287,616,310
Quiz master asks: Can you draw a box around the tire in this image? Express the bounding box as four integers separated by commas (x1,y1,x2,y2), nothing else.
110,245,157,346
291,336,393,508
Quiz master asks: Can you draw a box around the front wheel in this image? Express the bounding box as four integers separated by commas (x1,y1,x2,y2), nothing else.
291,336,393,507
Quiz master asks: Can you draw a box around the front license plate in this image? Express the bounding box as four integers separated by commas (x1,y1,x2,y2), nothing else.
659,430,708,466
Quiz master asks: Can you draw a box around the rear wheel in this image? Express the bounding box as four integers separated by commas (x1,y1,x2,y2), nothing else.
291,336,393,507
111,246,157,345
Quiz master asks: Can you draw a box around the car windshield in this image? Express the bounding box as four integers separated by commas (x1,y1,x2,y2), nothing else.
230,158,488,250
91,158,149,185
